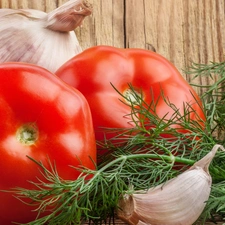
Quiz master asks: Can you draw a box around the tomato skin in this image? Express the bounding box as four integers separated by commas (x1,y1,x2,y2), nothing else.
56,46,205,142
0,62,96,224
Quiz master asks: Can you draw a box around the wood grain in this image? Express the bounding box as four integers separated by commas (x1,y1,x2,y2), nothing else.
0,0,224,224
0,2,223,64
0,0,224,94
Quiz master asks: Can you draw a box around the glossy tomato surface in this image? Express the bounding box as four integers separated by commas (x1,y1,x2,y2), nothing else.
0,62,96,224
56,46,205,141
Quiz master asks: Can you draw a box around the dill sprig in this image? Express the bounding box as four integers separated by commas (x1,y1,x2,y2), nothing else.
186,60,225,223
187,60,225,140
9,79,225,225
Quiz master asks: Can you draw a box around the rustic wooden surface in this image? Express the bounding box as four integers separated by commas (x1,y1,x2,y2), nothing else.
0,0,224,94
0,0,225,224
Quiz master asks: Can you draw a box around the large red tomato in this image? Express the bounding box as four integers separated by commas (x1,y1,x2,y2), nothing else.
0,62,96,224
56,46,205,142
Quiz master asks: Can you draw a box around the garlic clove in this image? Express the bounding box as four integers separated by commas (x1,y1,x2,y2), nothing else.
0,0,92,73
118,145,225,225
134,169,211,225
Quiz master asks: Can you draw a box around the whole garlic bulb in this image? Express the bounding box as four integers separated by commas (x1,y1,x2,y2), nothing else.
118,144,225,225
0,0,92,72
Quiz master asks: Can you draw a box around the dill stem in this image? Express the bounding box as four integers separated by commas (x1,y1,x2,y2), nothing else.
95,154,195,177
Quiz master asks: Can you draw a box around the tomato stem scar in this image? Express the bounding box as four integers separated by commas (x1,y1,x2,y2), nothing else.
123,89,142,105
16,123,39,145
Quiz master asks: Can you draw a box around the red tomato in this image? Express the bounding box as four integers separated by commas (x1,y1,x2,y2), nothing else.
0,62,96,224
56,46,205,142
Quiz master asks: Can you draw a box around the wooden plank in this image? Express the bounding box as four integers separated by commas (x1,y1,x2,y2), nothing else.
87,217,225,225
76,0,125,49
0,0,224,88
113,219,224,225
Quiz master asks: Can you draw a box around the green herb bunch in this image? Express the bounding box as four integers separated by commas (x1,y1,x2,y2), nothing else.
187,60,225,223
10,61,225,225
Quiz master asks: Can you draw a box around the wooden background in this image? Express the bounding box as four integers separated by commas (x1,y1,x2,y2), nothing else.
0,0,224,224
0,0,224,95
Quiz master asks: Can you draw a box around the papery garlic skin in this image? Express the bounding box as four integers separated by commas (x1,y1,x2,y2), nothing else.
46,0,92,31
0,0,92,73
118,145,225,225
